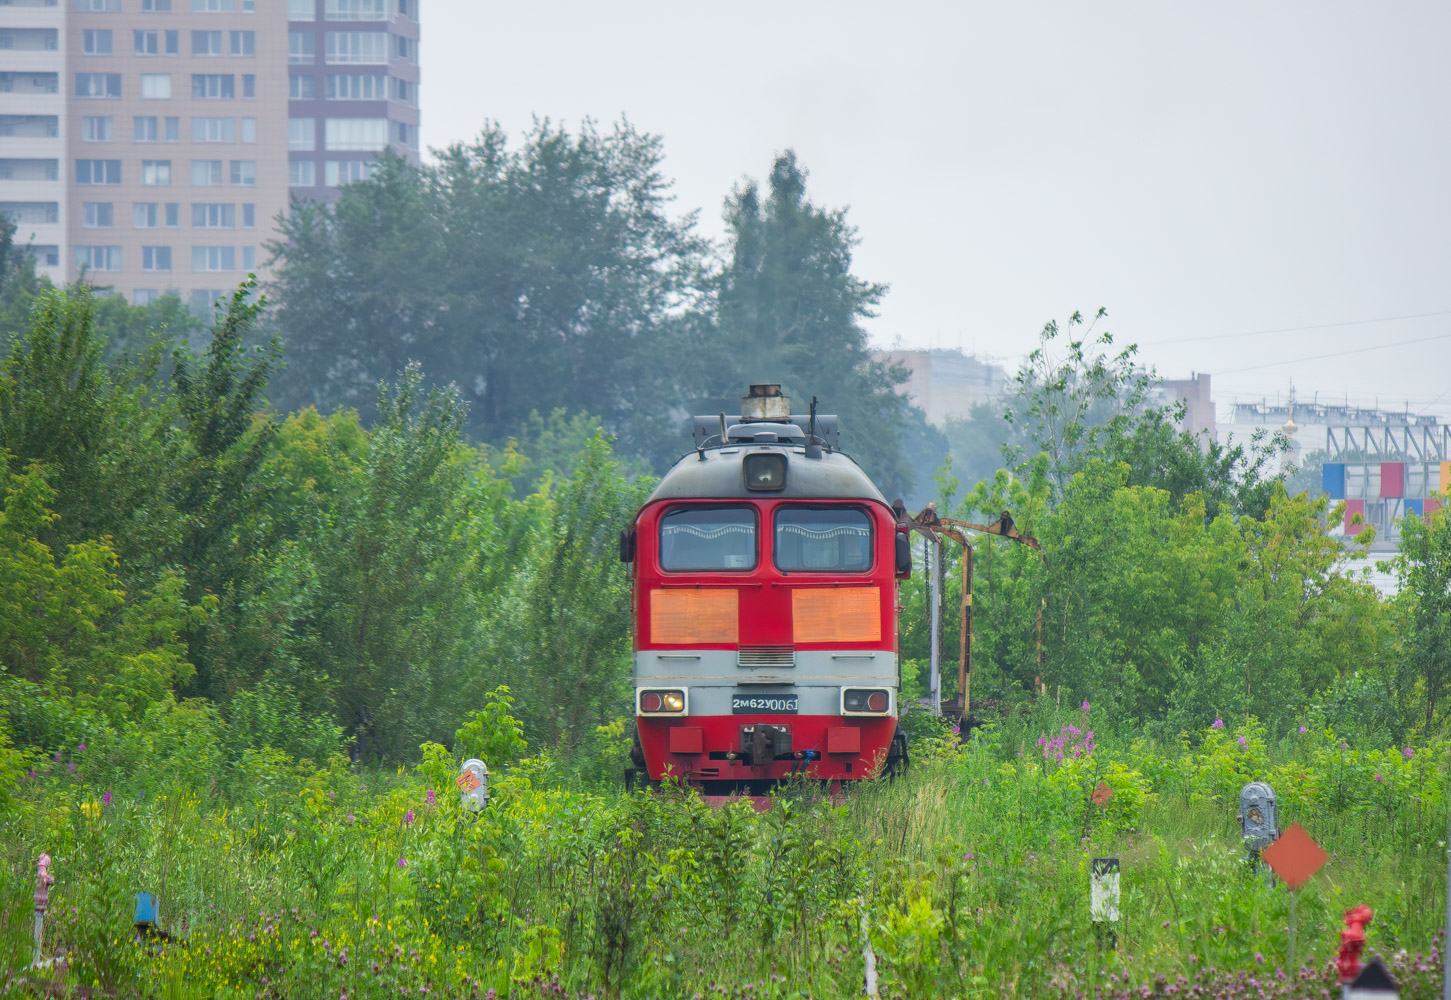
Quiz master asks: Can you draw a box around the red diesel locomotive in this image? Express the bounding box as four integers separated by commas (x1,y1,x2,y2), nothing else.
622,385,910,792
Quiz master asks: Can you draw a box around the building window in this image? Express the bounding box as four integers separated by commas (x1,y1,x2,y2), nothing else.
82,202,113,228
191,30,222,56
191,159,223,185
142,0,172,9
192,202,235,229
81,116,113,142
229,160,255,185
140,74,172,100
1,74,60,96
390,120,412,147
240,118,255,142
289,0,315,17
75,245,121,271
76,73,121,99
242,74,255,98
189,289,224,313
191,74,234,99
397,0,410,16
393,35,414,62
242,246,254,270
82,29,112,55
134,116,158,142
191,116,235,142
192,246,235,272
288,117,314,150
288,31,314,63
390,77,414,105
324,117,386,151
134,203,159,228
325,0,384,18
165,30,179,55
141,159,171,186
0,117,59,139
289,74,316,99
165,116,180,142
134,289,160,305
0,160,59,182
142,246,171,271
191,0,235,10
166,202,179,226
76,159,121,185
230,31,254,56
0,203,59,225
324,160,374,186
134,30,159,56
242,203,255,228
75,0,120,11
288,160,316,186
325,73,384,99
324,31,386,64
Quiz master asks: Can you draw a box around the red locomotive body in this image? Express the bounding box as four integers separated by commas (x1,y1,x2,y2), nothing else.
624,386,908,791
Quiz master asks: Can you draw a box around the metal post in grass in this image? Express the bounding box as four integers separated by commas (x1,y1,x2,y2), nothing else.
1261,823,1328,974
859,895,879,998
1091,857,1120,950
31,853,53,969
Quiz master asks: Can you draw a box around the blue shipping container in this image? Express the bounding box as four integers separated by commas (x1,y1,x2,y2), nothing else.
1322,463,1347,499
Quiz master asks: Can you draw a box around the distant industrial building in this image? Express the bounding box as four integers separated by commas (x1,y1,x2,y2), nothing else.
874,348,1008,426
1153,372,1216,446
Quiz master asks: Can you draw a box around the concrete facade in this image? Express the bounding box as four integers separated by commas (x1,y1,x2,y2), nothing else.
873,348,1008,426
0,0,420,308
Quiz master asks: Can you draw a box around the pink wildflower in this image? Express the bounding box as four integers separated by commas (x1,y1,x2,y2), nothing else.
1403,746,1414,759
1081,700,1090,711
404,810,415,825
397,857,408,868
1374,772,1384,782
102,790,112,807
347,813,356,823
1211,719,1224,729
425,789,436,806
1236,736,1247,749
1299,726,1308,734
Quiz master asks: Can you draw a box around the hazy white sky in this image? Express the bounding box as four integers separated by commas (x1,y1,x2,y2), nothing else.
421,1,1451,419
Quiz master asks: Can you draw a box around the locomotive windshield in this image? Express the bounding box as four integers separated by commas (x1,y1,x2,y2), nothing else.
658,506,757,571
774,507,872,572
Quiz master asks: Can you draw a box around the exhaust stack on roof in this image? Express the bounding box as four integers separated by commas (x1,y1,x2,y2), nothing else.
741,384,790,423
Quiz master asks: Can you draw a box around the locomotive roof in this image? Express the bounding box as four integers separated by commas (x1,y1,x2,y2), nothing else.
645,445,888,505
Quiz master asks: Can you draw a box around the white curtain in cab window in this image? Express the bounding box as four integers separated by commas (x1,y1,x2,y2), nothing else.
323,117,385,151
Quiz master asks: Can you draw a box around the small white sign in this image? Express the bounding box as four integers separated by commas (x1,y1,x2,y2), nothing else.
458,759,489,812
1090,858,1120,923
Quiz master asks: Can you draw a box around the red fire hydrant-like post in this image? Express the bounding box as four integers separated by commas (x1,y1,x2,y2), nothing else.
1335,904,1373,986
32,853,54,969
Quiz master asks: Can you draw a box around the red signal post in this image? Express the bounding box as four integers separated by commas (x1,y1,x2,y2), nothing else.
1335,904,1373,984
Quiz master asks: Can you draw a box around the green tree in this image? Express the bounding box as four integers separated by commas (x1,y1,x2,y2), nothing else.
705,152,942,500
1397,504,1451,731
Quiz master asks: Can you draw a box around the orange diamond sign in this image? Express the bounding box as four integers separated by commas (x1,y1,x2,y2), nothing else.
1261,823,1328,890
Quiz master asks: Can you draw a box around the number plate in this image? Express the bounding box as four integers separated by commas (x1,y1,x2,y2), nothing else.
731,693,799,714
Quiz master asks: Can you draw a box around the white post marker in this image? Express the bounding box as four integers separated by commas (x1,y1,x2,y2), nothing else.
457,759,489,811
1091,857,1120,949
859,896,878,999
32,853,53,969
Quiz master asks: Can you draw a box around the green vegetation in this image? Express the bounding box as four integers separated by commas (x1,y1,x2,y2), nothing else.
1,123,1449,995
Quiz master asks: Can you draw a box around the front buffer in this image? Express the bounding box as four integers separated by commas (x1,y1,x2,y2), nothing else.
636,713,898,785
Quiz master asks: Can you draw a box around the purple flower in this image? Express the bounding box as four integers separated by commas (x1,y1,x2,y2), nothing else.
1299,726,1308,734
66,762,76,774
1403,746,1414,760
963,852,974,861
1081,700,1090,711
425,789,436,806
347,813,356,823
397,857,409,868
950,724,960,735
102,790,112,807
1374,772,1384,782
52,750,62,763
27,769,36,780
404,810,415,825
1211,719,1224,729
76,742,86,753
1236,736,1247,749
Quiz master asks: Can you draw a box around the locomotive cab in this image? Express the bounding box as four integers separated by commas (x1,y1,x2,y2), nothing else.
624,385,907,792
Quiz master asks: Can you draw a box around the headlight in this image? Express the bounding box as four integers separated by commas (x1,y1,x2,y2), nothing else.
841,687,892,715
743,453,787,491
638,688,687,715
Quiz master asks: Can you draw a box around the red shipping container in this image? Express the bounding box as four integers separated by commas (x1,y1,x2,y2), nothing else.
1427,496,1443,515
1380,462,1405,498
1344,499,1367,534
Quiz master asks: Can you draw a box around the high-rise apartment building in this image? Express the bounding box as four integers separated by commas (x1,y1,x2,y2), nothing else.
0,0,419,310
